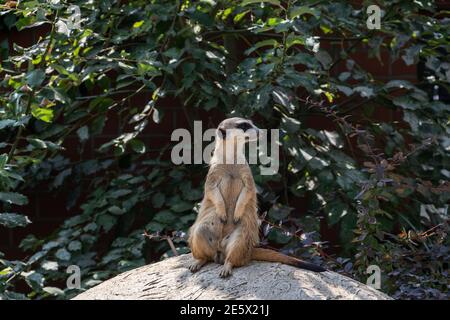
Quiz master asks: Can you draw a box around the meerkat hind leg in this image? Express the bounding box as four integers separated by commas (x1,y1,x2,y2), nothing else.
219,228,249,278
188,223,219,273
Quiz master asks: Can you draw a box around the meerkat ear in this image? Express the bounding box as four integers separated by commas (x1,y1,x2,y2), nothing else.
218,128,227,139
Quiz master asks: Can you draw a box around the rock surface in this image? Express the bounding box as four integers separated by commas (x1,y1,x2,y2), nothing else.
73,254,391,300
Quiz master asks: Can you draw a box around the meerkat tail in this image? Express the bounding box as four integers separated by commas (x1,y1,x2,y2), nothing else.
252,248,326,272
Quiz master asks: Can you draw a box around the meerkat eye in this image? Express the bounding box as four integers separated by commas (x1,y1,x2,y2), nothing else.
236,122,252,131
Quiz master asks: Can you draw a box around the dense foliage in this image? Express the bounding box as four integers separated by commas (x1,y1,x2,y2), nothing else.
0,0,449,300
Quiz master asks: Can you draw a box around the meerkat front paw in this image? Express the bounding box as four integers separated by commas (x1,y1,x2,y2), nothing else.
219,263,233,278
219,267,232,278
218,212,227,224
232,208,245,224
189,260,206,273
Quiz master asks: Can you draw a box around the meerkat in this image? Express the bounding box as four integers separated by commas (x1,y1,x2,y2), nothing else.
188,117,326,277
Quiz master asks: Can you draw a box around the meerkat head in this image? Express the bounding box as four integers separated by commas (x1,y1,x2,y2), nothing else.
216,117,259,143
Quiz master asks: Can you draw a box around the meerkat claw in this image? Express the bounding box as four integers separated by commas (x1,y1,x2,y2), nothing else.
189,260,205,273
219,268,232,278
219,265,232,278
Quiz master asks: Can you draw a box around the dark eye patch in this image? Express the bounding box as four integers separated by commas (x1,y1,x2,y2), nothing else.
236,122,252,131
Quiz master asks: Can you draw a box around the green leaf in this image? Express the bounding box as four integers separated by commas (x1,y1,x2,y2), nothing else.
315,51,332,69
268,228,291,244
152,193,165,208
76,126,89,142
43,287,64,296
325,202,349,225
403,111,419,132
353,86,374,98
26,69,45,88
336,85,353,96
146,221,165,232
182,62,195,76
339,213,357,249
132,20,144,28
109,189,132,198
0,213,31,228
204,98,218,110
0,154,6,168
55,248,71,261
130,139,146,154
0,119,17,130
68,241,82,251
234,10,249,23
163,47,181,59
272,87,296,112
20,234,39,251
402,45,423,66
27,138,47,149
182,188,203,201
137,62,160,76
338,72,351,82
171,201,193,212
97,214,117,232
107,205,125,215
268,204,293,220
281,116,301,133
0,192,28,205
245,39,279,55
22,271,44,291
384,80,415,91
0,267,12,276
153,210,176,224
31,107,54,123
41,261,58,271
53,168,72,188
188,10,214,27
258,65,276,79
88,97,114,113
392,96,420,110
1,291,28,300
289,6,319,19
242,0,281,7
277,71,316,91
286,34,305,49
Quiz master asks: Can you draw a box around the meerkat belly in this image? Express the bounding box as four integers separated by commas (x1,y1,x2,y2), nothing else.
219,179,243,216
218,175,243,219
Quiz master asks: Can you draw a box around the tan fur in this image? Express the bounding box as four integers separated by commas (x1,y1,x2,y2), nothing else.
188,118,325,277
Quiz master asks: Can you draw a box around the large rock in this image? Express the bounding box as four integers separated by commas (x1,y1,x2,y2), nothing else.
73,254,391,300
